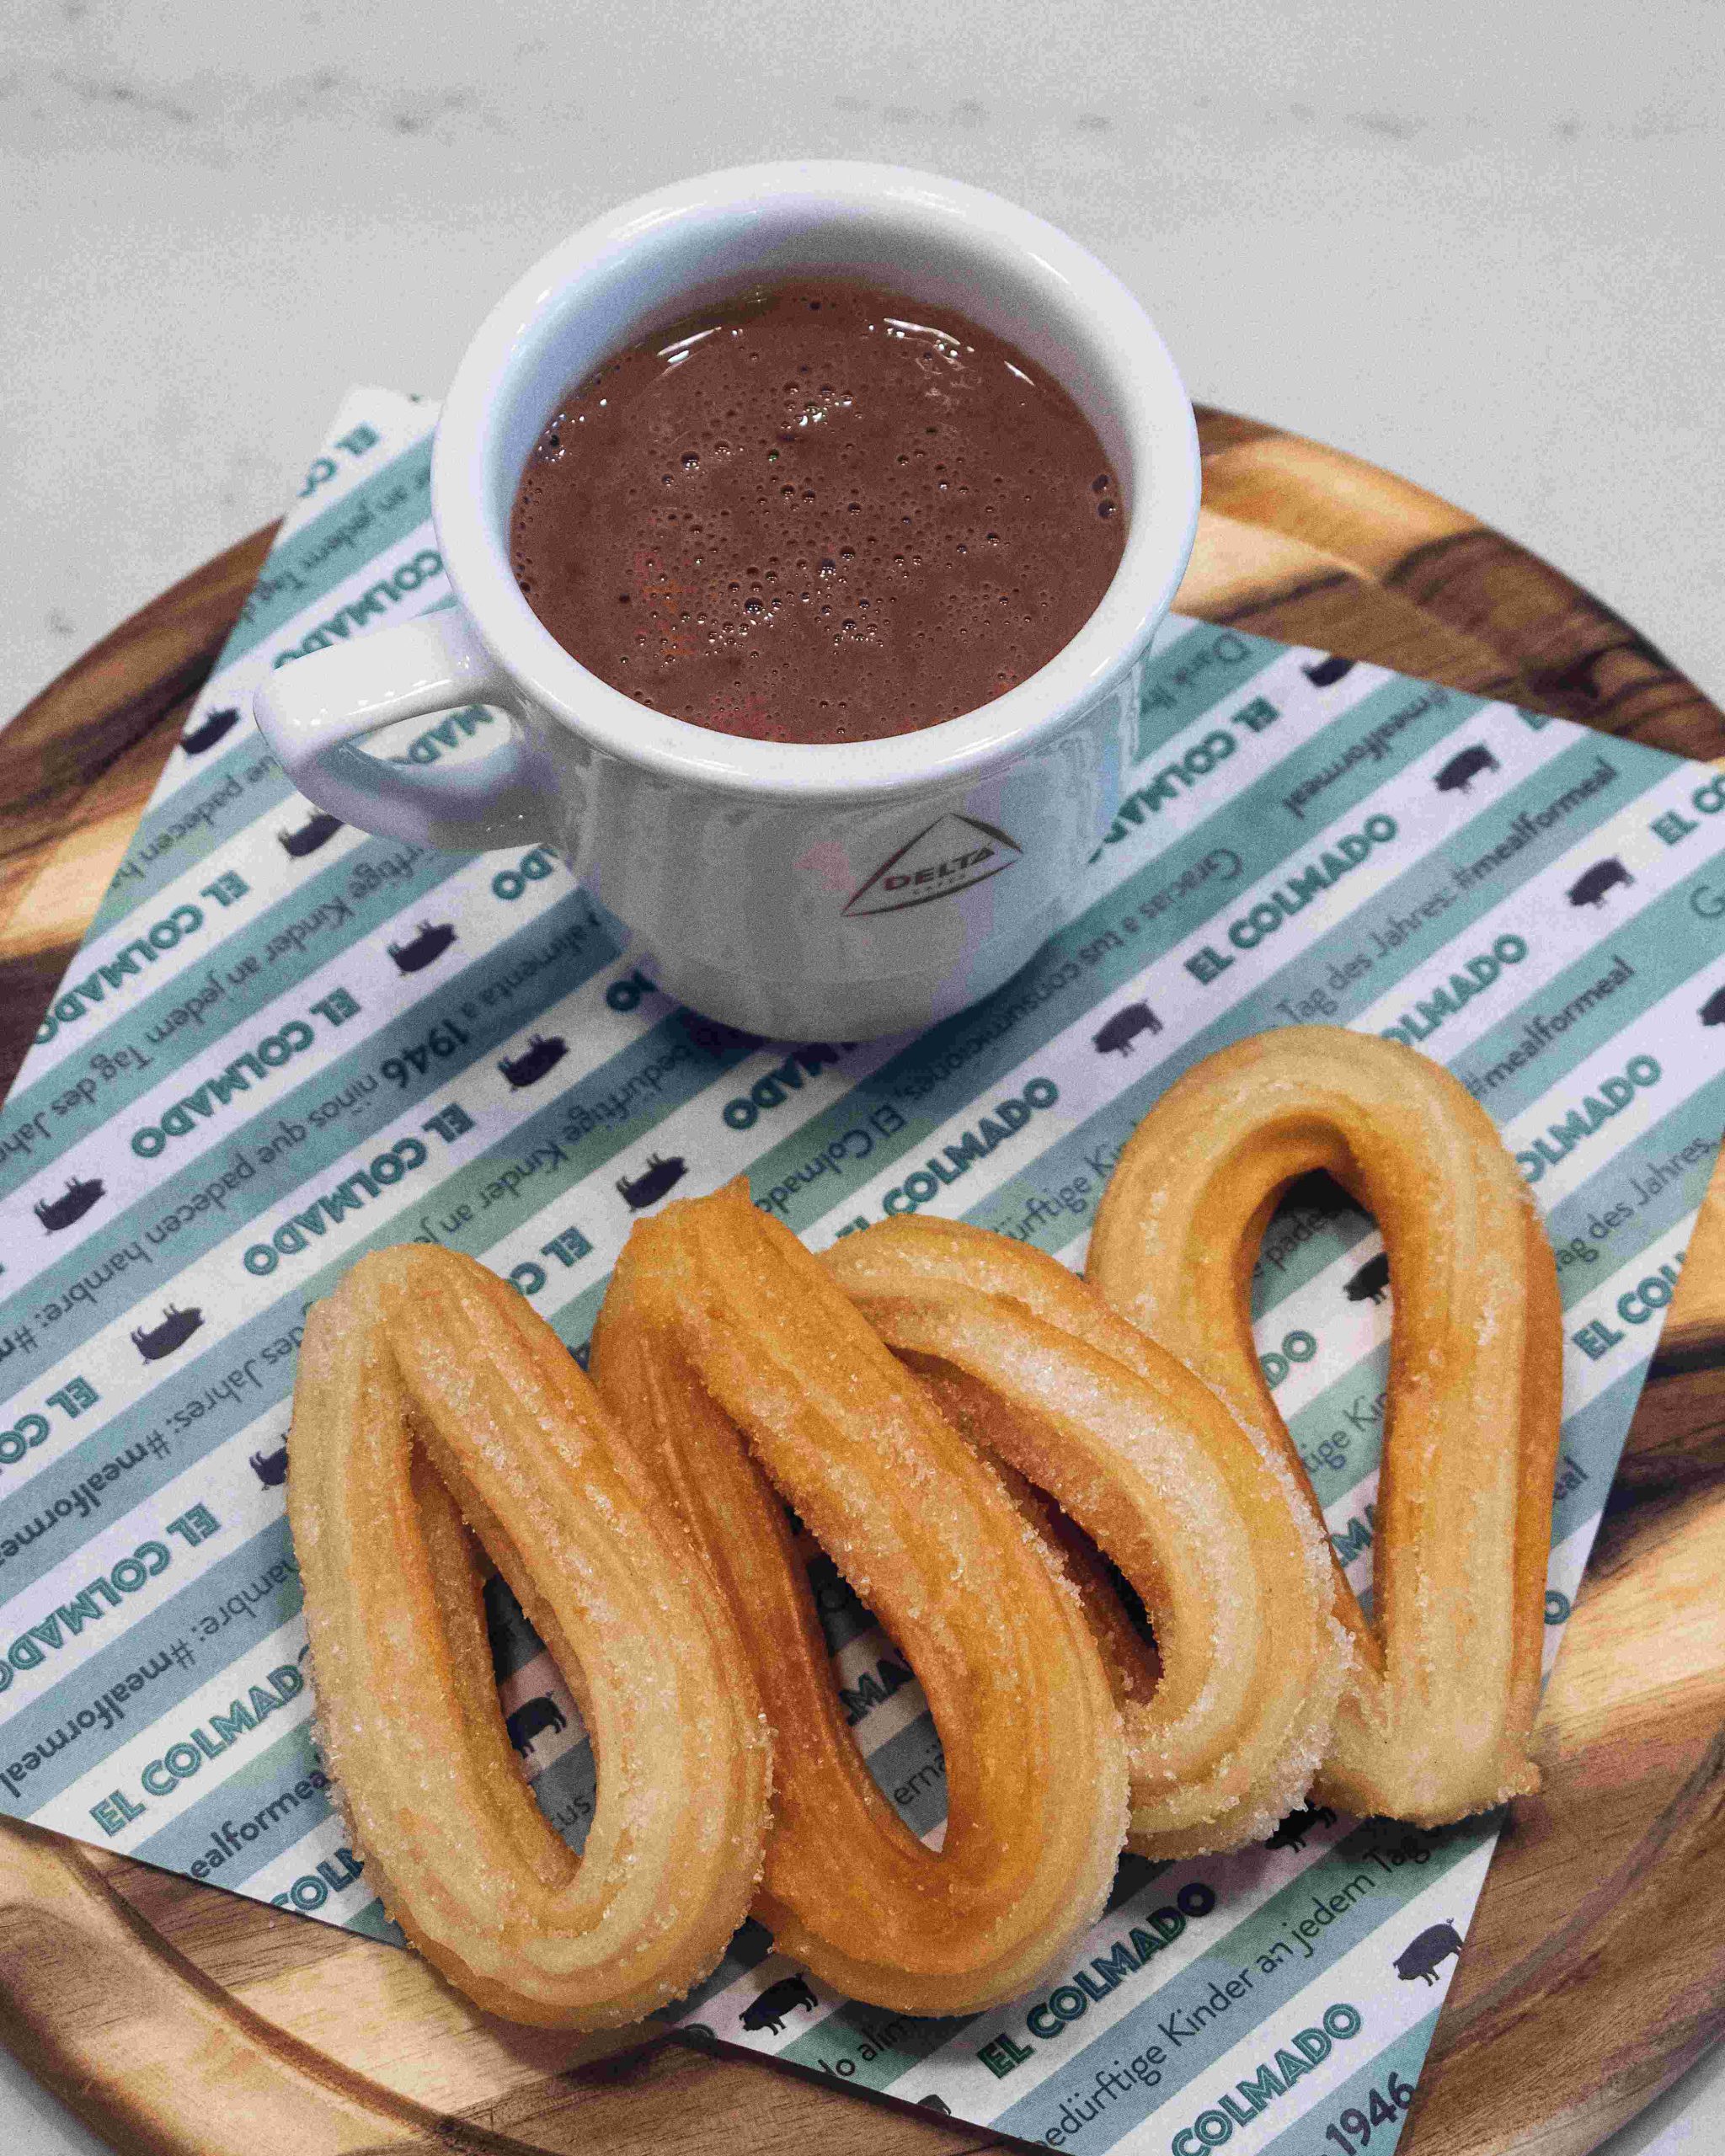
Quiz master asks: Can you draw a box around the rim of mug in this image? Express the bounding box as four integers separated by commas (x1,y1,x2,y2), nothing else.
434,160,1200,803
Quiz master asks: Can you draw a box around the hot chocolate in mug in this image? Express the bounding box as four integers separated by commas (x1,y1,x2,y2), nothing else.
253,163,1200,1039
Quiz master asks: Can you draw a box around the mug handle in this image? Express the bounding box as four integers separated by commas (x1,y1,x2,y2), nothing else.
252,608,556,852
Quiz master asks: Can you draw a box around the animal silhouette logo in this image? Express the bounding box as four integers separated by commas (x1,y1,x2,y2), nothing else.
1092,1003,1162,1057
1567,858,1633,909
131,1304,204,1361
388,921,457,973
180,706,240,755
1395,1921,1464,1986
1264,1804,1338,1853
1434,745,1499,795
279,809,344,858
249,1444,289,1488
1700,987,1725,1027
739,1975,819,2034
499,1034,569,1089
504,1695,568,1757
34,1176,105,1231
1344,1252,1391,1305
616,1153,687,1210
1302,655,1356,689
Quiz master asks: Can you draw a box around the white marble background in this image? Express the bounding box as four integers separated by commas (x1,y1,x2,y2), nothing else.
1,0,1722,2148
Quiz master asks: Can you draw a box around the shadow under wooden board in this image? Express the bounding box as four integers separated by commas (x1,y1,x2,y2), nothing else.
0,408,1722,2156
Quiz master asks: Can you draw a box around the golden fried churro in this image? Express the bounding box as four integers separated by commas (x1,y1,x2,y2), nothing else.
288,1246,770,2027
824,1218,1346,1855
1087,1026,1563,1825
589,1183,1127,2014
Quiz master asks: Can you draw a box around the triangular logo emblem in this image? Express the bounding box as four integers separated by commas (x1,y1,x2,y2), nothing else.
842,813,1023,917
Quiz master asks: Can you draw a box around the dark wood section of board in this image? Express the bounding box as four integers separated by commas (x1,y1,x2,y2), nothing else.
1,407,1722,2156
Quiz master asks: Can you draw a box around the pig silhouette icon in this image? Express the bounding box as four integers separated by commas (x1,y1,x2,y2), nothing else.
1395,1921,1464,1986
1343,1252,1391,1305
505,1695,568,1757
739,1976,819,2035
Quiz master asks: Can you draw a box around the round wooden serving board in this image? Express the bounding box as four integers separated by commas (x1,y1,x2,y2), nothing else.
1,409,1722,2156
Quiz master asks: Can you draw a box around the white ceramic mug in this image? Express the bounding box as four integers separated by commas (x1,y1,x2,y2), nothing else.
253,162,1199,1039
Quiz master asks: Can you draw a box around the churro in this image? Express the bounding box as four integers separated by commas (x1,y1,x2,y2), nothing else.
288,1246,770,2027
590,1183,1128,2013
824,1217,1347,1855
1087,1026,1563,1824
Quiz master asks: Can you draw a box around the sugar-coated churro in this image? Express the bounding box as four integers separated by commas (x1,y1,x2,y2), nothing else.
288,1245,770,2027
590,1182,1128,2014
824,1217,1348,1855
1087,1026,1563,1825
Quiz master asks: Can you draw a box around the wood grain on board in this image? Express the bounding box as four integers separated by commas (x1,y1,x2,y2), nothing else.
0,408,1721,2156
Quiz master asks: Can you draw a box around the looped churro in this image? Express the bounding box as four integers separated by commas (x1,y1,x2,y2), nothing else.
590,1184,1128,2015
823,1218,1347,1856
288,1246,770,2027
1087,1026,1563,1825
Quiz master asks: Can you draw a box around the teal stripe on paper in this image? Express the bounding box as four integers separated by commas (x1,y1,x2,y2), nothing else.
1247,2007,1441,2156
131,1715,328,1878
2,1514,302,1816
0,839,466,1189
992,1820,1493,2145
218,435,435,669
88,754,302,938
0,894,619,1372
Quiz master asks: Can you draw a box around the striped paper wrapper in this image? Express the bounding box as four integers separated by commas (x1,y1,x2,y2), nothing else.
3,387,1721,2156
